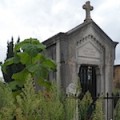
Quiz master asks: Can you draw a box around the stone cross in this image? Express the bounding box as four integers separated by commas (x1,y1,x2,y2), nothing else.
83,1,93,22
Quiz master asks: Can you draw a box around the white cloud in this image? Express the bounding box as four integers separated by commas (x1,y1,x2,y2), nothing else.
51,1,68,14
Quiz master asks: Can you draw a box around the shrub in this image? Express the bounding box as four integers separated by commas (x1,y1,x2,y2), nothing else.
78,91,93,120
0,76,76,120
92,98,104,120
114,99,120,120
0,82,15,120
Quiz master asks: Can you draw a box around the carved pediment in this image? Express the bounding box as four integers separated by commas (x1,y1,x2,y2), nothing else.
77,42,100,59
76,34,105,52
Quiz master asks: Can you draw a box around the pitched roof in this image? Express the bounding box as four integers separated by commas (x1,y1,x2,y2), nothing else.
43,19,118,48
66,20,118,47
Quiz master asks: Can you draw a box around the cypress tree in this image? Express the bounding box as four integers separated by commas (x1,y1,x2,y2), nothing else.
6,36,14,59
2,37,14,82
2,37,25,83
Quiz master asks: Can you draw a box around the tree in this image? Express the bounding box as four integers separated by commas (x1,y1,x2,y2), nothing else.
2,37,25,83
2,37,14,83
6,37,14,59
1,37,76,120
2,38,56,91
1,37,105,119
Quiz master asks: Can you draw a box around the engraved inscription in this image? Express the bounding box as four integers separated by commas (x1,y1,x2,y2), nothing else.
83,47,96,56
78,42,100,59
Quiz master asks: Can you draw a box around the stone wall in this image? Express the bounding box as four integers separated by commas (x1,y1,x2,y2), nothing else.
113,65,120,89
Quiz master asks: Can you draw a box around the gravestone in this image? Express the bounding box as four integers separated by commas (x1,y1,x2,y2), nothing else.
66,83,77,96
43,1,118,120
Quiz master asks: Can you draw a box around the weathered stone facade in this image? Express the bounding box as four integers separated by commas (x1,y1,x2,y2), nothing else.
113,65,120,89
43,1,118,120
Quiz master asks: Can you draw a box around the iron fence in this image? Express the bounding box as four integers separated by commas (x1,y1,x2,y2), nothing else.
93,93,120,120
78,92,120,120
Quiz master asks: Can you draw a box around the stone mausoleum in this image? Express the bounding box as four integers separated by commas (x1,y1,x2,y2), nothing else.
43,1,118,120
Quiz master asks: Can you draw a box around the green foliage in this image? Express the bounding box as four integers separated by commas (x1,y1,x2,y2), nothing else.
0,81,15,120
16,77,75,120
2,37,25,83
0,76,105,120
2,38,56,90
37,85,64,120
0,76,76,120
78,91,93,120
114,99,120,120
7,37,14,59
92,98,104,120
15,75,40,120
64,97,76,120
1,37,106,119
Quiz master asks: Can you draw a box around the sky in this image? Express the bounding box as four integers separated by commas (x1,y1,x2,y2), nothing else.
0,0,120,76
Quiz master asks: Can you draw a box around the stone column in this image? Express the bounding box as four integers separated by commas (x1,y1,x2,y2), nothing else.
56,39,61,90
104,50,113,120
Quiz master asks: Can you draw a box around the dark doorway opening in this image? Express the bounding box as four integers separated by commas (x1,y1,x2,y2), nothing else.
78,65,96,99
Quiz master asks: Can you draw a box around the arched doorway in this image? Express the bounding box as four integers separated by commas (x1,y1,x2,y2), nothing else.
78,65,97,99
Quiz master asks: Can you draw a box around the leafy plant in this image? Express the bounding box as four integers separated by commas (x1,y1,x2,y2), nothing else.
15,75,41,120
78,91,93,120
64,96,76,120
0,75,76,120
2,38,56,91
114,99,120,120
0,81,15,120
92,98,104,120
